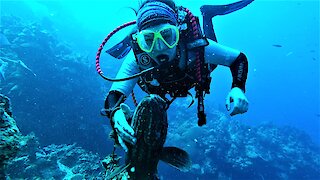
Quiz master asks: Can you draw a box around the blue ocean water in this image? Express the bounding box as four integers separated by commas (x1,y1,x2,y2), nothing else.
0,0,319,179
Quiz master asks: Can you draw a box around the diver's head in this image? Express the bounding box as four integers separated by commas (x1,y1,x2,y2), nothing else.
135,0,179,63
137,0,177,30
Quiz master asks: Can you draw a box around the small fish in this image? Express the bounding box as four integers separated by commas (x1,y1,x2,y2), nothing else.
17,60,36,76
0,33,10,47
19,43,32,48
286,52,293,56
0,57,36,76
272,44,282,48
0,59,8,80
8,84,19,94
109,95,192,179
19,42,40,49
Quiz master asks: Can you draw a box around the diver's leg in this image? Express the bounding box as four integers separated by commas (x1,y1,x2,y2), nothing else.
201,0,254,17
200,0,255,41
126,94,168,180
105,35,132,59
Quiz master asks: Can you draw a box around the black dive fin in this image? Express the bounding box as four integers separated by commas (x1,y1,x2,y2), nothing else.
200,0,255,42
160,147,192,172
106,35,132,59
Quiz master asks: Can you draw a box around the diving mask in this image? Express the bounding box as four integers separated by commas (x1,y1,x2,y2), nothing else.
134,24,179,53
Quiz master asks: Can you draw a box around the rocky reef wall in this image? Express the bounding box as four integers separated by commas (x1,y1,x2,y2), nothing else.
0,94,32,178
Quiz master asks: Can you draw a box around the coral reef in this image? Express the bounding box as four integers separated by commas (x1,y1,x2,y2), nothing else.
6,143,103,179
166,108,320,179
0,15,92,97
3,100,319,179
0,14,107,153
0,94,32,178
0,92,103,179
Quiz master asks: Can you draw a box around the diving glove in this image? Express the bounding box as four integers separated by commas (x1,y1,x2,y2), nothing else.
112,103,136,152
226,87,249,116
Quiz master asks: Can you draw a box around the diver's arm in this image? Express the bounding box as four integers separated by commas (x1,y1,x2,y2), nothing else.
104,51,139,148
226,53,249,115
204,39,248,92
104,90,126,119
104,51,140,119
204,39,241,66
229,52,248,92
105,90,136,151
109,51,140,97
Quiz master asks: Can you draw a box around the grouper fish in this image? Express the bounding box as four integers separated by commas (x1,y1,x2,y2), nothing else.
108,95,192,180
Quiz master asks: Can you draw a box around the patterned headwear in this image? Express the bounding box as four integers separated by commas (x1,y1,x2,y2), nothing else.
137,1,178,30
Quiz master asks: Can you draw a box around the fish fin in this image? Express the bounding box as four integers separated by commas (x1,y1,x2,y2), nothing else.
187,92,194,108
160,147,192,172
105,163,131,179
106,36,132,59
200,0,255,42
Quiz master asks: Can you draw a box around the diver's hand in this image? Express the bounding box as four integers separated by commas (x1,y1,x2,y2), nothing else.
112,103,136,152
226,87,249,116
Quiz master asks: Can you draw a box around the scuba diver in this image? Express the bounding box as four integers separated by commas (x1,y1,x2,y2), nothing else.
97,0,253,179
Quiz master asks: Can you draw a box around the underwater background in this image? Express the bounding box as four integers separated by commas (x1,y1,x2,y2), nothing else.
0,0,319,179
